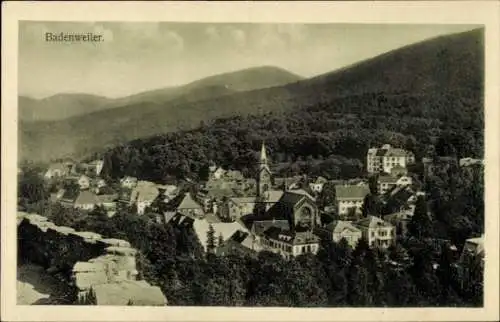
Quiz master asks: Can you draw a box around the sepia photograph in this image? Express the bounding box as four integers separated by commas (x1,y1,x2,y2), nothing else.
2,1,499,322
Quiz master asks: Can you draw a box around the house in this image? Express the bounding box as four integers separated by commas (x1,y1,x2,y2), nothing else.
120,176,138,189
88,159,105,176
390,165,408,177
217,230,262,258
78,175,91,190
309,176,328,193
74,190,101,211
169,192,205,218
314,220,362,248
456,235,484,289
97,194,118,217
383,210,413,237
367,144,415,174
260,227,320,259
354,215,395,249
192,219,247,252
381,185,418,216
459,157,483,167
130,181,160,215
50,188,67,203
220,197,257,221
422,156,458,178
377,175,413,194
196,192,213,214
249,219,290,242
95,178,107,188
335,185,370,217
44,163,71,179
211,167,226,180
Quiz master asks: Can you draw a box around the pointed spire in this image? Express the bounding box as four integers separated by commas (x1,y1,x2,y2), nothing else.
260,141,268,164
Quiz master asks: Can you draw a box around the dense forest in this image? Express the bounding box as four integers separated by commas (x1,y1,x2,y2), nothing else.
95,90,483,184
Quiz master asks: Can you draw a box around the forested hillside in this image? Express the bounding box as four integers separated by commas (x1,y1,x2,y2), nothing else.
98,90,483,183
19,28,483,163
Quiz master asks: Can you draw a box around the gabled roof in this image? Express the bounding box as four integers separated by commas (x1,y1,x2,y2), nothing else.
335,185,370,200
131,181,159,203
324,220,361,234
176,192,203,210
314,176,328,184
265,190,316,222
74,191,100,205
378,175,398,184
355,215,393,229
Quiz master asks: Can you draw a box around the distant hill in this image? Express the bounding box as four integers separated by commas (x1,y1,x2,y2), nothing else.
18,94,112,122
19,28,483,163
19,66,302,122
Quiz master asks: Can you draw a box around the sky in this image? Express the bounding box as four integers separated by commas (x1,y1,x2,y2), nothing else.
18,22,479,99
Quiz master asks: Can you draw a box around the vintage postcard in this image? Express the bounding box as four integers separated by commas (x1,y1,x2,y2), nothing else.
2,1,499,321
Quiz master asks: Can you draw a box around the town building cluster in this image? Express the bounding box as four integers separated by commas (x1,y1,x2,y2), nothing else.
41,142,484,269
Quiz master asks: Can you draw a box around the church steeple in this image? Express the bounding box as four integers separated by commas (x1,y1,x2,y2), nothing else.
257,141,272,197
259,141,268,168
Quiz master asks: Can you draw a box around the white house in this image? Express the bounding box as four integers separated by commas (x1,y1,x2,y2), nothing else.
260,228,320,260
335,185,370,217
377,175,413,194
367,144,415,174
314,220,362,248
120,176,138,189
78,175,91,190
354,216,395,249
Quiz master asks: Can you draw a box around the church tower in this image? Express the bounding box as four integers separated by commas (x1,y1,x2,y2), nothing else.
257,141,272,197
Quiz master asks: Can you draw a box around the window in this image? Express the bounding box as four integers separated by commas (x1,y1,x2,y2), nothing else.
371,231,375,237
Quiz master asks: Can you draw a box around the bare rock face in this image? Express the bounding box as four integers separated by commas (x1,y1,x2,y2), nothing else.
17,212,167,306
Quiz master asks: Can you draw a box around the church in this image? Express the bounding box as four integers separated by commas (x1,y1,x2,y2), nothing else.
246,142,321,258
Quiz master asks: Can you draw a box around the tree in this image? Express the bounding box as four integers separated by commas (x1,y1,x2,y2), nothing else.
408,196,433,239
206,224,216,254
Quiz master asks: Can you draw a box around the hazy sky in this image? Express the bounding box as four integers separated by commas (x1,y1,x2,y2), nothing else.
19,22,478,99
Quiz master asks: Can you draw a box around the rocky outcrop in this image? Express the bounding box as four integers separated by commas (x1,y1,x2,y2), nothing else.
17,212,167,306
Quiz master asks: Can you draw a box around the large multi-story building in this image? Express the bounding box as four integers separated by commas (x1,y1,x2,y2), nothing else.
367,144,415,174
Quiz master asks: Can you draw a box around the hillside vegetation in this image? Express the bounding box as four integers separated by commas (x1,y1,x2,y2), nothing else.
19,29,483,163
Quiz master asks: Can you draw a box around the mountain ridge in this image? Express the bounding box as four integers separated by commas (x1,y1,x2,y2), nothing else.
19,28,483,163
19,65,303,122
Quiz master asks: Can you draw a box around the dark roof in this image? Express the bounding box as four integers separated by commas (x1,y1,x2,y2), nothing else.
252,220,290,236
263,226,319,245
280,191,306,205
229,230,250,243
